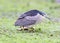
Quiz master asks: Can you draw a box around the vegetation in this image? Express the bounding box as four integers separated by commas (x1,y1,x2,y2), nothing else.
0,0,60,43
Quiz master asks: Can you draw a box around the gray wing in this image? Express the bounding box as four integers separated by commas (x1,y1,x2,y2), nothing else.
15,17,36,26
15,11,37,26
19,11,32,19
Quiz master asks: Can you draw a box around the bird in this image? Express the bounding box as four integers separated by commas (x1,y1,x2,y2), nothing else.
15,9,51,31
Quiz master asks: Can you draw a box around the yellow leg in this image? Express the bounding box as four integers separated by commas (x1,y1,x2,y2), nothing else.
17,26,24,31
20,26,24,31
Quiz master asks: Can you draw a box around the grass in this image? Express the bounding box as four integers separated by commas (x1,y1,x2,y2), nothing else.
0,0,60,43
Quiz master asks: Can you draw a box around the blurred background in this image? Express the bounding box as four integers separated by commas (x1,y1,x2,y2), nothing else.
0,0,60,43
0,0,60,29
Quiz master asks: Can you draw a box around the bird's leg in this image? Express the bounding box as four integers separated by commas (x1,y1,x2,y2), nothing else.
19,26,28,31
23,27,29,30
17,26,34,31
20,26,25,31
23,26,34,31
17,26,24,31
24,26,34,31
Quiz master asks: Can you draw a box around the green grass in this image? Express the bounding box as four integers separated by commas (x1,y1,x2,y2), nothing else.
0,0,60,43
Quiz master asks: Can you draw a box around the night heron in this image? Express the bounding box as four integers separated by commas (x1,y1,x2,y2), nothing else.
15,10,50,30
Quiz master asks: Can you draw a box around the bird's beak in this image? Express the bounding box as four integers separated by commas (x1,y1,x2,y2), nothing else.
44,15,52,21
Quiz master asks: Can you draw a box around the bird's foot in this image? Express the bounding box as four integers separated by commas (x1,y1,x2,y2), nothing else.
17,27,34,32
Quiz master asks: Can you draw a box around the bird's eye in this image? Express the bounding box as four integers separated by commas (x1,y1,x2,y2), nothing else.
18,17,24,20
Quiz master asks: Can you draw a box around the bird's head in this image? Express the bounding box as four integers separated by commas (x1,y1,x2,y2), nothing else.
32,10,51,20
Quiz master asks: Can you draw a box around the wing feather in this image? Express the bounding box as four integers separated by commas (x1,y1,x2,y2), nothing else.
15,17,36,26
